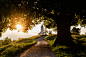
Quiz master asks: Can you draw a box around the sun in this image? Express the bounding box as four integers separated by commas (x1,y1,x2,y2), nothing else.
16,25,22,30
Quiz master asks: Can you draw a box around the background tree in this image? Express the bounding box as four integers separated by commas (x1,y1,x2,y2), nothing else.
3,37,11,45
71,27,81,35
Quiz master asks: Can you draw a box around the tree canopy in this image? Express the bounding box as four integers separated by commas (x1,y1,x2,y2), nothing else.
1,0,86,46
0,0,86,27
22,0,86,26
0,0,57,35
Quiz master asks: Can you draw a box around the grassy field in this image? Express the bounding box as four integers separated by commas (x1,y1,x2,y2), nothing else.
0,34,46,57
45,34,86,57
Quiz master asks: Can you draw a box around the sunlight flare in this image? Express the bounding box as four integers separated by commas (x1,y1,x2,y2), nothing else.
16,25,22,30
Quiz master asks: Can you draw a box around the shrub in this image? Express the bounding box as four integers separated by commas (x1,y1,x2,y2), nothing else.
45,34,57,40
44,34,57,46
2,37,12,45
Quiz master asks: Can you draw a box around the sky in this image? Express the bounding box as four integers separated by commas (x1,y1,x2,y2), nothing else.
0,22,57,40
0,22,86,41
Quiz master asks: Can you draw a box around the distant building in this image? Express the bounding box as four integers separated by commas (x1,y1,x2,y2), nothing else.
38,24,44,35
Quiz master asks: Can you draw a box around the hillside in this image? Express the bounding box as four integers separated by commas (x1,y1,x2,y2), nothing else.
0,35,46,57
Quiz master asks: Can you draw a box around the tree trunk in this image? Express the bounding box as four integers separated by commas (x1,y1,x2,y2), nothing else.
54,14,74,46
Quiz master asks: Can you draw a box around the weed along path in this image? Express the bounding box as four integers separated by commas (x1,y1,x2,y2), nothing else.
15,36,57,57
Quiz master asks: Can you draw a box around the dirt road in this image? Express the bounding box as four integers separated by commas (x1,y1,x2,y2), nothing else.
15,36,57,57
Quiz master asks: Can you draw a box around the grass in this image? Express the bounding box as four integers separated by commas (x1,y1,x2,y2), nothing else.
71,32,79,35
45,34,86,57
0,34,46,57
44,34,57,47
0,44,12,54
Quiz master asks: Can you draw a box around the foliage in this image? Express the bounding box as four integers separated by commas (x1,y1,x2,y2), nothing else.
43,18,57,29
45,34,86,57
23,0,86,26
2,37,12,45
0,35,44,57
71,27,81,35
0,0,58,38
44,34,57,40
53,27,57,33
12,39,16,42
0,37,12,47
1,42,36,57
71,32,80,35
75,35,86,39
44,34,57,46
1,0,86,46
0,44,12,55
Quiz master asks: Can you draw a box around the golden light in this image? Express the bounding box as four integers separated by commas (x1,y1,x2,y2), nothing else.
16,25,22,30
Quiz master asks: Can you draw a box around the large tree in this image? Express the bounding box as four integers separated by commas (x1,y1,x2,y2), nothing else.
0,0,86,46
24,0,86,46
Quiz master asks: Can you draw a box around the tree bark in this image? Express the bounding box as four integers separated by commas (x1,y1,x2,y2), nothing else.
54,14,74,46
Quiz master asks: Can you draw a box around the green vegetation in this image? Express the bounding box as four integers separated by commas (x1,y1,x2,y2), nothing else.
75,35,86,39
45,34,86,57
71,27,81,35
44,34,56,47
71,32,80,35
0,37,12,47
0,44,12,54
0,35,45,57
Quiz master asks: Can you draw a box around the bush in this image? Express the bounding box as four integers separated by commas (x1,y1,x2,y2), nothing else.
44,34,57,46
45,34,57,40
71,32,80,35
0,37,12,46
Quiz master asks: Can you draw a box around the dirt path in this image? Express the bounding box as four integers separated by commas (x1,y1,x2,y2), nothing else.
15,36,57,57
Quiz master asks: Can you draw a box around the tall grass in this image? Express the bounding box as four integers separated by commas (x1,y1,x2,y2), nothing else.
0,35,45,57
0,44,12,55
